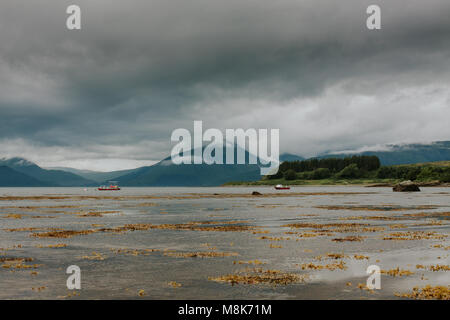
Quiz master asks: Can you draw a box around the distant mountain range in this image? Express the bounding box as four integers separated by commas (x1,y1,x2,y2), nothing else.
0,157,95,187
46,167,138,184
279,153,304,162
318,141,450,166
0,166,47,187
0,141,449,187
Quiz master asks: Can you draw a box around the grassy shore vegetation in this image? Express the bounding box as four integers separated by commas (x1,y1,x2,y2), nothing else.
225,156,450,186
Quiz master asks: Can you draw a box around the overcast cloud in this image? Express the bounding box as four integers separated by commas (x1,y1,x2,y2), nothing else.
0,0,449,170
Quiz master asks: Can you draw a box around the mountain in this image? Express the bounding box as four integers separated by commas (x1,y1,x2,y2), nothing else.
0,157,95,187
0,166,49,187
4,141,448,187
47,152,302,186
112,144,267,186
318,141,450,166
46,167,139,183
280,153,304,162
114,163,261,186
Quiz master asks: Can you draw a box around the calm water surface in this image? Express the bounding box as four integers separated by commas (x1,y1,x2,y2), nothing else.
0,186,448,299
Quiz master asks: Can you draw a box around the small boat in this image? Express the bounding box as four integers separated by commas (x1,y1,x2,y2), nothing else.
98,181,121,191
275,184,290,190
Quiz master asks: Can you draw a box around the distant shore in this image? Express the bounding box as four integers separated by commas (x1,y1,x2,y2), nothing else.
223,179,450,187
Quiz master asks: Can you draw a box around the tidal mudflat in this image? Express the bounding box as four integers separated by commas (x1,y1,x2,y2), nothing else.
0,186,448,299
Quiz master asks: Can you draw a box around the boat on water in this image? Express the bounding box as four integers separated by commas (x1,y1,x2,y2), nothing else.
274,184,290,190
98,181,121,191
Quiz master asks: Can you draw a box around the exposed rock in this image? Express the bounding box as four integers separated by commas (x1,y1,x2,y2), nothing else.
393,181,420,192
251,191,262,196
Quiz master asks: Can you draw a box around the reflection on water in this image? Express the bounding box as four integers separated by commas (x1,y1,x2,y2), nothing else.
0,186,448,299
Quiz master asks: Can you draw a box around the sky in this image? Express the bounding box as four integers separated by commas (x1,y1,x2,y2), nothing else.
0,0,449,171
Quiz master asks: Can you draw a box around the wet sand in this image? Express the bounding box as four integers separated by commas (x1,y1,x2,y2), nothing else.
0,186,448,299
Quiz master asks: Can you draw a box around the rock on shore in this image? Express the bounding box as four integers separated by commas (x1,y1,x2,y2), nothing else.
393,180,421,192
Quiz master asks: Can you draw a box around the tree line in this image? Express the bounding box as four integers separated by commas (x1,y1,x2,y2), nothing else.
269,155,450,182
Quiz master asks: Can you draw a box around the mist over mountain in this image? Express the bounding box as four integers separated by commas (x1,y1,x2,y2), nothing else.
318,141,450,165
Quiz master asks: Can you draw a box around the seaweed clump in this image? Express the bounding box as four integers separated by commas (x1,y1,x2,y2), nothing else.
396,286,449,300
209,268,308,286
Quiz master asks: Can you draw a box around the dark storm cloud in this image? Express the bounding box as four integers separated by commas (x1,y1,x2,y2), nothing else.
0,0,449,168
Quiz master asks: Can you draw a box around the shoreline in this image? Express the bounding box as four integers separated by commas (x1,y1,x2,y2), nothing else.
223,180,450,187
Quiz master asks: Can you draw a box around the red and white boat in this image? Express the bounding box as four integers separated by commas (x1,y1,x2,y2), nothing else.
98,181,121,191
274,184,290,190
